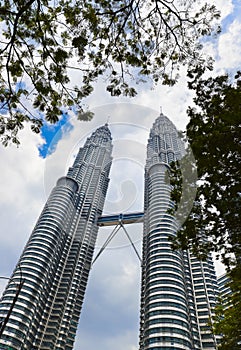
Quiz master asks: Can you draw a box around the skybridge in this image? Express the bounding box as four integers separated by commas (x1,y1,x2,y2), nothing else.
93,212,144,266
97,212,144,226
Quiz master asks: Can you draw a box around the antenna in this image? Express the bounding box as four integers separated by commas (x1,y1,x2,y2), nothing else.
160,106,163,114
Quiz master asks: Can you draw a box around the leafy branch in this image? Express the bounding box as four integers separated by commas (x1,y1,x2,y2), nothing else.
0,0,220,145
170,72,241,267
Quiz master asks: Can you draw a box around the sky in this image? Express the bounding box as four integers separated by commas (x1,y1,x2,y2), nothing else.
0,1,241,349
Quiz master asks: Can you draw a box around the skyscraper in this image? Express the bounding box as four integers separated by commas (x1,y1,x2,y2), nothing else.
0,113,220,350
139,114,218,350
217,273,231,309
0,124,112,349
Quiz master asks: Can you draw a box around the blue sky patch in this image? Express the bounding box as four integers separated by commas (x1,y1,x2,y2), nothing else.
38,113,74,158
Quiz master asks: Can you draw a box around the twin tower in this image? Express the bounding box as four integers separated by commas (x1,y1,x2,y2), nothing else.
0,114,219,349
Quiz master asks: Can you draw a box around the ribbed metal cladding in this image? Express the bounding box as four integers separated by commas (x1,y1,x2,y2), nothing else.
139,114,202,350
190,255,219,349
0,124,112,350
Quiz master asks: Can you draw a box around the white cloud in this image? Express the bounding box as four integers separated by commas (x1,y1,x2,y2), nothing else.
217,19,241,69
0,126,45,277
211,0,234,20
75,328,138,350
75,236,141,350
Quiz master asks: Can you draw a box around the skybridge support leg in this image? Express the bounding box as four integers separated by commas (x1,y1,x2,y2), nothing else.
91,224,121,266
120,223,142,264
92,222,142,266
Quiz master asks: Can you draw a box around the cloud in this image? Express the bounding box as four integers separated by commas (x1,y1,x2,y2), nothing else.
75,240,141,350
217,19,241,70
76,327,138,350
212,0,234,20
0,125,45,276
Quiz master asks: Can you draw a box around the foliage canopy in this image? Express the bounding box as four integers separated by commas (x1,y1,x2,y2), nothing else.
0,0,219,145
171,72,241,268
213,266,241,349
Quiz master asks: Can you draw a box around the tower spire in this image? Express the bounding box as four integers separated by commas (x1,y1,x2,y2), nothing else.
105,115,110,125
